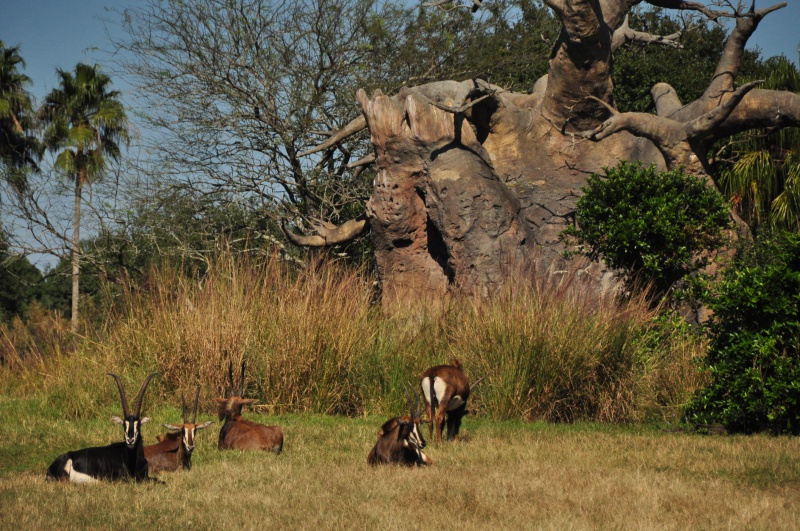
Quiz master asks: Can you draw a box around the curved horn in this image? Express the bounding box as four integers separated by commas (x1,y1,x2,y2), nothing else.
192,385,201,423
403,382,420,419
239,360,247,397
471,376,488,391
181,392,188,424
108,373,130,417
227,361,235,398
133,372,158,418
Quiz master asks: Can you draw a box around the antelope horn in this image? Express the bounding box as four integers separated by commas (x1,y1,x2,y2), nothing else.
108,373,130,417
133,372,158,418
471,376,488,391
227,361,235,397
192,385,201,423
239,360,247,397
181,392,188,424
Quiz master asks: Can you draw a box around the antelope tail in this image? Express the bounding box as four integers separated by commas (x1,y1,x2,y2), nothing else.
429,376,439,423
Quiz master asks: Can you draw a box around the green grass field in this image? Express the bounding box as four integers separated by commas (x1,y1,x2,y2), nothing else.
1,402,798,530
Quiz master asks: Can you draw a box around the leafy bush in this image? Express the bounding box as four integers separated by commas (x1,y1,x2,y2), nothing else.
563,161,731,298
686,231,800,434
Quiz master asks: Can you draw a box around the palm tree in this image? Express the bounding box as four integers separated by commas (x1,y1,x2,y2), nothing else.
718,56,800,232
0,40,41,190
40,63,129,332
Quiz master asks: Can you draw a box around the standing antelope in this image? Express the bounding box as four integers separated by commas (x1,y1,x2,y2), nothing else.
144,386,213,473
215,361,284,453
46,372,158,483
367,383,432,466
421,359,478,442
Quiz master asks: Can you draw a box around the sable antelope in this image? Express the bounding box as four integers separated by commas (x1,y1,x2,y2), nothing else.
367,383,432,466
421,359,480,442
144,386,213,473
46,372,158,483
215,361,283,452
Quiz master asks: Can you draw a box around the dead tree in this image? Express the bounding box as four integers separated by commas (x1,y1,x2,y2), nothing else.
287,1,800,309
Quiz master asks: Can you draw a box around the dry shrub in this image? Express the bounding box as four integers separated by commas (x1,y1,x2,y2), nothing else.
444,272,706,423
2,251,707,423
102,253,379,415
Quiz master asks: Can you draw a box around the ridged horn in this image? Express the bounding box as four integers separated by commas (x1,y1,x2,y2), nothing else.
192,385,201,423
227,361,235,398
239,360,246,397
108,373,130,417
181,391,188,424
133,372,158,418
403,382,421,419
471,376,488,391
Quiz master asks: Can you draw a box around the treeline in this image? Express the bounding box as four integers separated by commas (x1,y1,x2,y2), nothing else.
3,1,796,326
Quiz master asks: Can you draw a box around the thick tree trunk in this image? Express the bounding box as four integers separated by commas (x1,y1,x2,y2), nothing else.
294,1,799,309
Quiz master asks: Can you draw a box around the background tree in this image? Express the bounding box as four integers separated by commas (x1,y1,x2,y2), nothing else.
39,63,129,332
562,162,731,301
289,0,800,308
0,40,41,190
715,56,800,231
0,229,43,322
686,230,800,434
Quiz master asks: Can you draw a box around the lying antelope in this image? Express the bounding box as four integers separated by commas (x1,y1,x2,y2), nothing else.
46,372,158,483
215,361,283,452
421,359,480,442
144,386,213,473
367,383,432,466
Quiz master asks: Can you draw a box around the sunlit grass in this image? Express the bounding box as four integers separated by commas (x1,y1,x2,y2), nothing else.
1,412,798,530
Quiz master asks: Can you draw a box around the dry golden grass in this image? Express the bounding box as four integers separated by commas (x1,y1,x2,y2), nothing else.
1,415,798,530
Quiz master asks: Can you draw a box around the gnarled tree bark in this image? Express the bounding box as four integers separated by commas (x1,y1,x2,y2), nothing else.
288,0,799,309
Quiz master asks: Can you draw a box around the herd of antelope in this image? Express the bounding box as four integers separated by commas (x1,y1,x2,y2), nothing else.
46,358,480,482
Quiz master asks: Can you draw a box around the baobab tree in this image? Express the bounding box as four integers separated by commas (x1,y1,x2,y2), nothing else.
287,0,800,308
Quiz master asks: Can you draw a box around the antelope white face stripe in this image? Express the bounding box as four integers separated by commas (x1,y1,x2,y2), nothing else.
408,423,425,450
123,420,140,446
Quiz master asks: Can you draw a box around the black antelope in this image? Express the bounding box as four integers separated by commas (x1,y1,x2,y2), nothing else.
367,384,432,466
215,361,284,452
144,386,213,473
421,359,480,442
46,372,158,483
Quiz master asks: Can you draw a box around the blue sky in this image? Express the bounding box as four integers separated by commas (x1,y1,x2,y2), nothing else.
2,0,799,107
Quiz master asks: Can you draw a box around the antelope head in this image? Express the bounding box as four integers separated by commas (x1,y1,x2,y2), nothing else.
401,382,427,452
109,372,157,449
214,360,258,420
163,386,213,453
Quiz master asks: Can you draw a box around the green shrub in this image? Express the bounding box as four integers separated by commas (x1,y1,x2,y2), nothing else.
563,161,731,299
686,231,800,434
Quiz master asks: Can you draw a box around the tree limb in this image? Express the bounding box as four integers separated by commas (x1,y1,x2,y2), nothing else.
298,115,367,157
281,215,368,247
611,14,682,52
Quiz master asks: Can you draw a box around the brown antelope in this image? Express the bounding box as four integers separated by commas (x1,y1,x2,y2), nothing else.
144,386,213,473
421,359,481,442
367,383,432,466
214,361,284,452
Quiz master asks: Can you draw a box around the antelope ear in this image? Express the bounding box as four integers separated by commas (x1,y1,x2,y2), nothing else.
111,416,124,425
163,423,183,431
213,398,227,404
242,399,259,405
196,421,214,430
141,417,151,424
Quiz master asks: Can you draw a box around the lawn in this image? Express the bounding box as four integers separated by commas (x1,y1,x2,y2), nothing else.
1,404,798,530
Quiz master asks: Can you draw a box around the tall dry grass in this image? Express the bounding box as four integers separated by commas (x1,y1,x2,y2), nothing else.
1,251,706,423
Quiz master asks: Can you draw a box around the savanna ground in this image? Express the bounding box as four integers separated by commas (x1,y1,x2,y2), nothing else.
1,410,798,530
1,255,798,529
